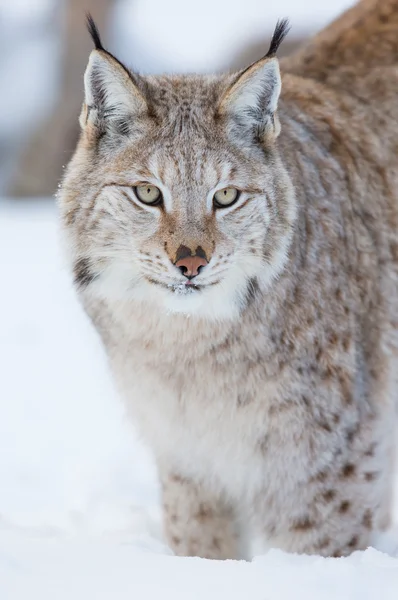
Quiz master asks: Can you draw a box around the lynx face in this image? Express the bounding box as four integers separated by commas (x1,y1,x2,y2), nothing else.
60,21,295,320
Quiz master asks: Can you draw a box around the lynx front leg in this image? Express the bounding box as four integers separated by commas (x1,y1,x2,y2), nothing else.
161,471,239,560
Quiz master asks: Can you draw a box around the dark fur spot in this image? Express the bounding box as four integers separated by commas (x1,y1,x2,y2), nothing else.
339,501,351,514
171,535,181,546
318,536,330,550
319,420,332,433
362,510,373,530
269,401,290,416
364,471,378,482
322,489,336,503
212,537,221,551
329,332,338,346
291,516,315,531
73,257,97,288
341,463,356,478
287,340,295,352
342,335,350,352
216,335,232,353
346,423,360,443
364,444,376,457
170,473,187,485
195,503,211,521
348,535,359,549
323,365,334,380
315,470,329,483
293,325,301,337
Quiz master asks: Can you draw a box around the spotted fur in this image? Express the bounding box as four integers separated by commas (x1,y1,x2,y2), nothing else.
59,1,398,559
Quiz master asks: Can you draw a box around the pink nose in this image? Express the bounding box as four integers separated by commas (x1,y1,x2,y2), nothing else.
174,245,208,279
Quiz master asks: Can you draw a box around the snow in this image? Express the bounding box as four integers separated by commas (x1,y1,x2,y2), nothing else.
2,539,398,600
1,198,398,598
0,199,159,538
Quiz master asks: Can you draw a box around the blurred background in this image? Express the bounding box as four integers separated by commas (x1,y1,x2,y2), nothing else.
0,0,356,199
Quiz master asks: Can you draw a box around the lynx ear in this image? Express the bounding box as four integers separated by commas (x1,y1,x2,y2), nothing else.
80,16,147,134
218,19,289,145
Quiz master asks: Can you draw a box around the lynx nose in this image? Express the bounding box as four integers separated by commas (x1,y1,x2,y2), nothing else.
174,245,208,279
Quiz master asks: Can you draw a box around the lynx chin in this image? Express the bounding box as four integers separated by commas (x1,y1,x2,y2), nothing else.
59,1,398,559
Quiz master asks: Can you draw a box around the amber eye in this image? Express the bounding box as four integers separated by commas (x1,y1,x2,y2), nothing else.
134,184,162,205
213,187,240,208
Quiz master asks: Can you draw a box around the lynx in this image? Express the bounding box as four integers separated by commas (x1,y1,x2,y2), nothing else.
59,1,398,559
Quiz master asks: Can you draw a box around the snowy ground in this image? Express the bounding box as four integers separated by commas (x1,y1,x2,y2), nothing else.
1,198,398,598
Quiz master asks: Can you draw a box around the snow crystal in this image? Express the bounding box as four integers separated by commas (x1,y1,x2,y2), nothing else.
168,282,197,295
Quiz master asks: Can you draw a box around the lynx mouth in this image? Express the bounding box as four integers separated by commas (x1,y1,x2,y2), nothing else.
145,277,201,294
145,277,221,295
168,282,201,295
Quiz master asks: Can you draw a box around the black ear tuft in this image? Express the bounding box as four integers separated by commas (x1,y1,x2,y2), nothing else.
86,13,104,51
266,18,290,57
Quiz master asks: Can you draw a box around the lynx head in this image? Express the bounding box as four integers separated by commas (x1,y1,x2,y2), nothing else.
59,16,296,321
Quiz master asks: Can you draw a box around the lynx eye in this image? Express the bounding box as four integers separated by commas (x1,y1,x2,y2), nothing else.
213,187,240,208
134,184,162,205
